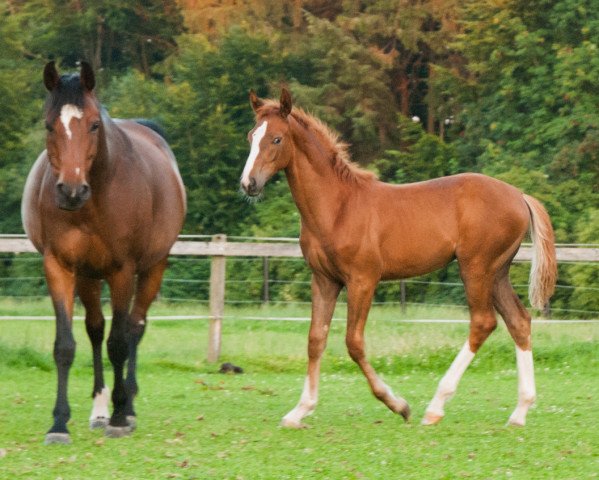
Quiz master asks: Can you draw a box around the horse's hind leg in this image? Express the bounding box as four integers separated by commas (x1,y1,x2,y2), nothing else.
124,257,169,427
493,273,536,426
423,272,497,425
282,272,341,428
345,277,410,421
104,264,135,437
77,276,110,430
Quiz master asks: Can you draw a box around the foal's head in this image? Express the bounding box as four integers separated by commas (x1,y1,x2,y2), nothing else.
43,61,101,210
240,88,294,197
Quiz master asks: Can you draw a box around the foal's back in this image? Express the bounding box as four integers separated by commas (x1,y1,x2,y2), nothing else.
329,173,530,280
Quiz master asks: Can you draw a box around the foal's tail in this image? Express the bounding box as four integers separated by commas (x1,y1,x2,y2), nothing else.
523,194,557,309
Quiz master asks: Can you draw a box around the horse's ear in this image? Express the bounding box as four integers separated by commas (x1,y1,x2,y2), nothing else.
249,89,264,112
279,87,292,118
80,61,95,91
43,61,60,91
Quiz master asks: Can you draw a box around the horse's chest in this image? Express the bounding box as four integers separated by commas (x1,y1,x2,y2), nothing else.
51,230,125,277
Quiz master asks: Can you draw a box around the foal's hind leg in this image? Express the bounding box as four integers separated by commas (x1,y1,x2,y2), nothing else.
493,274,536,426
281,273,341,428
124,258,169,427
77,276,110,430
423,273,497,425
345,278,410,421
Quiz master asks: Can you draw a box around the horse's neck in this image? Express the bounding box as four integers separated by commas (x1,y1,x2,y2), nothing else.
285,131,350,237
90,115,122,190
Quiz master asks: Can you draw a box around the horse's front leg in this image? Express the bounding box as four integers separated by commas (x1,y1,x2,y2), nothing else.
77,276,110,430
346,277,410,421
281,273,341,428
44,254,76,444
104,265,135,438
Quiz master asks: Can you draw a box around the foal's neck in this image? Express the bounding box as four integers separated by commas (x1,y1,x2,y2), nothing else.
285,121,353,236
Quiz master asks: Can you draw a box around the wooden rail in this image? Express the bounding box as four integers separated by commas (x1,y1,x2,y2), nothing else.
1,236,598,362
1,236,598,262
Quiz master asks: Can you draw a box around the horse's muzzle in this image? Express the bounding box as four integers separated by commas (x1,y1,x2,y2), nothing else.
56,182,91,210
241,177,262,197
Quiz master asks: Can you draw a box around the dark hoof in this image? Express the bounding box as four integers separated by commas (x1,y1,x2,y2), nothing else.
104,424,132,438
400,403,411,423
44,432,71,445
90,417,109,430
126,416,137,432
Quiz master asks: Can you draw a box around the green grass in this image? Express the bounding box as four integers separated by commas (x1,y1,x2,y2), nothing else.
0,303,598,479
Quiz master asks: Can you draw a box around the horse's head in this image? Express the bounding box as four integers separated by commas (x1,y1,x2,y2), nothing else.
240,88,294,197
43,61,101,211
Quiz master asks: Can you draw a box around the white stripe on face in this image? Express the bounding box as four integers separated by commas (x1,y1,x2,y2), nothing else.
60,104,84,140
241,121,268,187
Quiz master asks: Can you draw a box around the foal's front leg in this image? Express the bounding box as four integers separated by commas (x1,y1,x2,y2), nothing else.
346,278,410,420
104,265,135,438
44,255,76,444
281,273,341,428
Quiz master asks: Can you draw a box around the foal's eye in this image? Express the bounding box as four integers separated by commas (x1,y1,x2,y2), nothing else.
90,121,100,133
45,122,54,133
273,137,282,145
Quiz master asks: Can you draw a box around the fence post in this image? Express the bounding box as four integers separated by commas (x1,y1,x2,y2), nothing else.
208,234,226,362
400,280,406,314
262,256,270,304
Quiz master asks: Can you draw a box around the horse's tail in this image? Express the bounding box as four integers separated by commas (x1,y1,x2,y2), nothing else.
522,194,557,309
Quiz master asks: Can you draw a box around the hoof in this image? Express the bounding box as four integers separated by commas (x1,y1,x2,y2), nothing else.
89,417,109,430
44,432,71,445
280,418,307,429
126,416,137,432
104,425,132,438
421,411,444,426
397,402,411,422
507,418,525,427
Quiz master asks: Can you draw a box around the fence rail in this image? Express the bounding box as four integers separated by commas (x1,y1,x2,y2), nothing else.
2,235,599,262
1,235,598,361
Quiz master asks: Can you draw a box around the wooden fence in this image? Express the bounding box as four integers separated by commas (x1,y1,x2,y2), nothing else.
1,235,598,361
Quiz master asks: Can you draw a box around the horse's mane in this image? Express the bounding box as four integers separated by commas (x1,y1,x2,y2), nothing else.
259,100,377,184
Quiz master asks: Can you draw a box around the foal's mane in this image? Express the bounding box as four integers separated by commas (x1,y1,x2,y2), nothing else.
259,100,376,184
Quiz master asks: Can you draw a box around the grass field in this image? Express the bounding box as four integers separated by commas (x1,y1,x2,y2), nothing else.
0,300,598,479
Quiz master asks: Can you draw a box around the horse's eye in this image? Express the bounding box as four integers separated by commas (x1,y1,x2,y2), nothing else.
90,121,100,133
273,137,282,145
45,122,54,133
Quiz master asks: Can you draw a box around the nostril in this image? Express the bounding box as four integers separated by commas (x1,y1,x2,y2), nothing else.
249,177,257,189
79,184,90,197
56,182,68,196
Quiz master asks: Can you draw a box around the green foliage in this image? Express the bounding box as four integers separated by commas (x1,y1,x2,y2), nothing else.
374,115,457,183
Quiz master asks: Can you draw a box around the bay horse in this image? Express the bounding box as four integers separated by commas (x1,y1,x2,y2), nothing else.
22,61,186,444
240,89,557,428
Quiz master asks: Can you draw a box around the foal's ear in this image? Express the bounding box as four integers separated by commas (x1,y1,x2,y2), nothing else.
249,89,264,112
279,88,292,118
79,61,95,91
43,61,60,91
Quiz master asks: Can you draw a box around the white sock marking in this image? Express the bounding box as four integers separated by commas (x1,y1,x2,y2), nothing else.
282,376,317,426
241,121,267,188
509,346,536,426
426,341,475,417
90,386,110,421
60,104,83,140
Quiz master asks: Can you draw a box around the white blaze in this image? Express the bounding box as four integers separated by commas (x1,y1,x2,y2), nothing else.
60,104,83,140
241,121,268,187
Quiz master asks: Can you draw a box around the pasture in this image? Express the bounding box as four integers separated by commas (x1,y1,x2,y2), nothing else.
1,300,597,479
